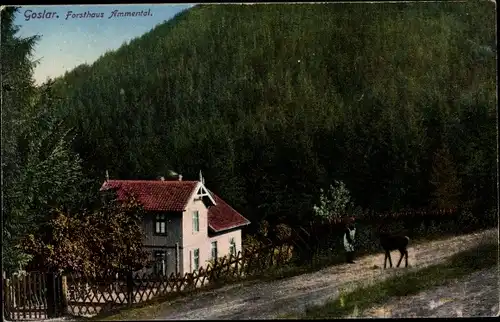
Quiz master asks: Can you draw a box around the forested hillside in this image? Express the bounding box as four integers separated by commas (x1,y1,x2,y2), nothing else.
51,2,496,227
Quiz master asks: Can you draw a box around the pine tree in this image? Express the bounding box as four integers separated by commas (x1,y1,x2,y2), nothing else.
2,8,88,274
2,6,41,272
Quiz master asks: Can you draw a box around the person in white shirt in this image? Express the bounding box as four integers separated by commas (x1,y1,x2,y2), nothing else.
343,217,356,264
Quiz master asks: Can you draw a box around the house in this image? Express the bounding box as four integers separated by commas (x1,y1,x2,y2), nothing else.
99,174,250,276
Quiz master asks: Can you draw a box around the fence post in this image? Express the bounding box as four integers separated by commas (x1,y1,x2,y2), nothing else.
60,276,68,314
126,270,134,307
234,252,240,278
45,272,57,318
175,243,180,275
3,275,11,320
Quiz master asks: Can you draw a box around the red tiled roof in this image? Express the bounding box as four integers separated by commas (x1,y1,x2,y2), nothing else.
100,180,250,232
207,192,251,233
100,180,198,212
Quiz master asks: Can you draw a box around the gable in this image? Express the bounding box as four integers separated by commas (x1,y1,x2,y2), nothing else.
192,183,216,207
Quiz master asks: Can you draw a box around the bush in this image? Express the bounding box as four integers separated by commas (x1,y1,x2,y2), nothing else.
413,221,427,236
243,234,266,251
353,223,378,253
313,180,354,221
258,220,270,237
479,207,497,228
427,220,440,236
457,208,479,231
274,223,292,241
434,218,457,234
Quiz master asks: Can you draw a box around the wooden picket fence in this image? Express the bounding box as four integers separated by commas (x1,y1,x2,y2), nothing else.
65,243,294,317
2,271,66,321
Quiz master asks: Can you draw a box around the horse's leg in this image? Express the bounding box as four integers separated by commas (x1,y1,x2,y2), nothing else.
396,251,404,267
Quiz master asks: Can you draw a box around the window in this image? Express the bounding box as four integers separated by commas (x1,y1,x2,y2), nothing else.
211,241,218,260
192,211,199,233
193,249,200,270
154,251,166,275
229,238,236,256
155,214,166,234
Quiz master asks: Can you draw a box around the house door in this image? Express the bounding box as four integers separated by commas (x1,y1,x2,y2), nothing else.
154,251,167,276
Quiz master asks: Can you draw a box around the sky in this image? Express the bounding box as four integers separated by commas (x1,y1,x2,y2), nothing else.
14,4,195,85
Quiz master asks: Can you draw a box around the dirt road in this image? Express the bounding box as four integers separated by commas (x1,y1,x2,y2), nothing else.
154,229,497,320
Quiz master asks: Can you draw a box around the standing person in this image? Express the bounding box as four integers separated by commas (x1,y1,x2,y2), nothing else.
343,217,356,264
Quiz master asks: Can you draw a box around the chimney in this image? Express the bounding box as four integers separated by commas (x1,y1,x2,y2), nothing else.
160,176,165,181
105,170,110,181
178,174,183,181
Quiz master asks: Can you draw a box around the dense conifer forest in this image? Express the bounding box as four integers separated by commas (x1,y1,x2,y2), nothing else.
51,2,496,226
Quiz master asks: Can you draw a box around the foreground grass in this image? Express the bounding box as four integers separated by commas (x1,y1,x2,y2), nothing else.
295,241,498,319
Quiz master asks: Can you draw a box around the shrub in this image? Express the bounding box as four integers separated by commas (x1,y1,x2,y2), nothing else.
355,226,378,253
243,234,266,251
457,208,479,231
258,220,270,237
413,221,426,236
313,180,354,221
480,207,497,228
274,223,292,241
435,218,457,234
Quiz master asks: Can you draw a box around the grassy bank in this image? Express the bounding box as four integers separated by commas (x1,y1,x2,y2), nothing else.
295,241,498,319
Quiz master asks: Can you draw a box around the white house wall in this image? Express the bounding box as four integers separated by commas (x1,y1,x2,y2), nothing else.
182,195,208,274
208,230,242,261
181,196,243,274
182,229,242,275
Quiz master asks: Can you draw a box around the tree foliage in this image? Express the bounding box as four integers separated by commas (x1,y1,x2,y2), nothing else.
21,197,150,276
1,7,98,274
2,6,40,272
